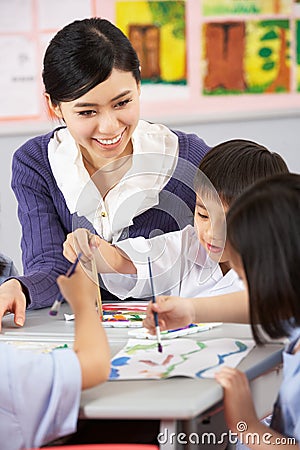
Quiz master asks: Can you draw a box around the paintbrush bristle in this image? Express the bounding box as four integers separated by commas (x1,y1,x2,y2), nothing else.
49,299,61,316
158,342,163,353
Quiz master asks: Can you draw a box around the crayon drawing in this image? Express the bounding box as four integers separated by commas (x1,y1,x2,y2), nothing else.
109,338,255,380
203,19,291,95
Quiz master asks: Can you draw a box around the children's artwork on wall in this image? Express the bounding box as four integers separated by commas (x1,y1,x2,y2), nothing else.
203,19,291,95
0,0,299,132
202,0,292,16
109,338,255,380
116,1,186,85
116,0,188,102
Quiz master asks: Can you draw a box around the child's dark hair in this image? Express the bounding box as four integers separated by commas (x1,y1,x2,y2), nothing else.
43,18,141,105
227,173,300,344
194,139,289,206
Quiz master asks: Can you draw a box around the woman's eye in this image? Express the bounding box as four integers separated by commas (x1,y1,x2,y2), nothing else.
115,99,132,108
77,110,96,117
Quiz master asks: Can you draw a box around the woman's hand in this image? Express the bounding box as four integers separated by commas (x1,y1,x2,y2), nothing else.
0,279,27,331
63,229,135,275
143,295,196,334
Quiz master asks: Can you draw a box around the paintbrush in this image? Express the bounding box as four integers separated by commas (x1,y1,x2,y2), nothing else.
147,256,163,353
91,254,103,319
49,253,82,316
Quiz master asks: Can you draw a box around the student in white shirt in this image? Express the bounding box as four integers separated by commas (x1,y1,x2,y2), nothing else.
63,139,288,302
0,262,110,450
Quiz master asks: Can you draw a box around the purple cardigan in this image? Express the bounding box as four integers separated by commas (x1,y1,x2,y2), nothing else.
11,127,210,308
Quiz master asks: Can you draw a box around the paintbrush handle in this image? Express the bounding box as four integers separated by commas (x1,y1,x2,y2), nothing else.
91,255,103,318
49,253,82,316
147,257,163,353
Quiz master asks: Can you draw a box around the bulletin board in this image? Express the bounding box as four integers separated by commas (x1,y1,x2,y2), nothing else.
1,0,300,135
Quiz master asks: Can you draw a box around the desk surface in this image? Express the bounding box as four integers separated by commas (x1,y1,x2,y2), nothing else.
1,303,283,421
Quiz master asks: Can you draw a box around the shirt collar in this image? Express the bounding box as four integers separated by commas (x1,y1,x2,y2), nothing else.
48,121,178,241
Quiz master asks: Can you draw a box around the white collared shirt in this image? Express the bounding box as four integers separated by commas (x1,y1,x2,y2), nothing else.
48,120,178,243
102,225,244,299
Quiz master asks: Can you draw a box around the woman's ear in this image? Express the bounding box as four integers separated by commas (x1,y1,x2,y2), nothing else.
44,93,63,119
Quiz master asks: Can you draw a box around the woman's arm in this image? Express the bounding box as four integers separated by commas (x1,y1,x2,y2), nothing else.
11,138,75,308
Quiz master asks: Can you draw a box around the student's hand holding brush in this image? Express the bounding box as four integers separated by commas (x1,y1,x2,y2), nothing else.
143,295,196,334
57,263,110,389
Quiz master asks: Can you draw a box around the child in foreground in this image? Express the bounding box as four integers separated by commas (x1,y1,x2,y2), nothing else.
63,139,288,304
215,173,300,447
0,263,110,450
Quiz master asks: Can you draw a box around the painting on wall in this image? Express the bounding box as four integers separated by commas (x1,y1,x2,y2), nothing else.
116,1,186,85
202,0,292,16
202,19,291,95
0,0,299,131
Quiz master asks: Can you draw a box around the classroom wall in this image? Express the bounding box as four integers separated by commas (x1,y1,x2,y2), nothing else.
0,113,299,273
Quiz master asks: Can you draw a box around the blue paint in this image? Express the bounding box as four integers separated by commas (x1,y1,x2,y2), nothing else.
195,340,248,378
111,356,130,366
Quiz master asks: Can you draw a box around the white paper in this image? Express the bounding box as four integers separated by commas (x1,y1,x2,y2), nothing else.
37,0,92,30
0,0,32,33
110,338,255,380
0,36,39,117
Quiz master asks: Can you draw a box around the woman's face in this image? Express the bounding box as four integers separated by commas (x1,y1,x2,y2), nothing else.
47,69,141,166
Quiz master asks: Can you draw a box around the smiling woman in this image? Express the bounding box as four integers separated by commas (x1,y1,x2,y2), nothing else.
0,17,210,322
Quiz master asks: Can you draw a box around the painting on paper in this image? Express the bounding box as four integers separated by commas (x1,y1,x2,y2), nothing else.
202,0,292,16
116,1,186,86
202,19,291,95
109,338,255,380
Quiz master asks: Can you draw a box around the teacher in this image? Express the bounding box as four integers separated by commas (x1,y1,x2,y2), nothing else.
0,18,209,327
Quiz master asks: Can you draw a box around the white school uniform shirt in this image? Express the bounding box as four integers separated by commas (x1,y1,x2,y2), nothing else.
102,225,244,299
0,343,81,450
48,119,178,243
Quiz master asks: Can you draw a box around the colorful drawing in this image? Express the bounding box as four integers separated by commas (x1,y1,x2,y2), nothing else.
203,19,291,95
202,0,292,16
3,341,69,354
109,338,255,380
116,1,186,84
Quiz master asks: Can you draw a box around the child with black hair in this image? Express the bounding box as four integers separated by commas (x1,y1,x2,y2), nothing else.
215,173,300,447
63,139,288,305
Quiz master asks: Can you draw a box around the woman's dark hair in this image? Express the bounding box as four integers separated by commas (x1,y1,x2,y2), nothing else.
194,139,289,206
227,173,300,344
43,18,141,104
